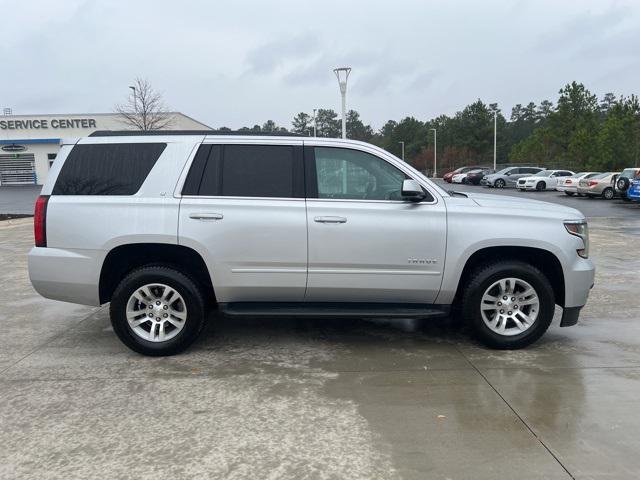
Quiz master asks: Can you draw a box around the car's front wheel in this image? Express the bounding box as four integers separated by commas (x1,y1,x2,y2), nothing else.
494,179,505,189
536,181,546,191
110,266,207,356
460,261,555,349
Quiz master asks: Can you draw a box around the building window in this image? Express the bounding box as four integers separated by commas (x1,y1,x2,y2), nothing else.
48,153,57,168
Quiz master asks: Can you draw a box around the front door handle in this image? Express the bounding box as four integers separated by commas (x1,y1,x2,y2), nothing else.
314,216,347,224
189,213,223,220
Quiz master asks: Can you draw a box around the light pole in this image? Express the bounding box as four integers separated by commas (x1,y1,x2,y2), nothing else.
490,109,497,170
313,108,317,137
333,67,351,139
429,128,437,177
129,85,136,110
398,141,405,161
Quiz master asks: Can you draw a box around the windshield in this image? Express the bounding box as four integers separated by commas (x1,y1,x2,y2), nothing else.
495,168,512,175
535,170,554,177
590,173,611,180
570,172,586,178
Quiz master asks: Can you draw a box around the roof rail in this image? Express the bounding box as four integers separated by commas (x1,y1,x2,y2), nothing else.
88,130,305,137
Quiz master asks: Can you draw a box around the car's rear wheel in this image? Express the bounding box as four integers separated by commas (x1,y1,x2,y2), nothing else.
110,266,207,356
564,191,574,196
602,187,614,200
460,261,555,349
494,179,506,189
536,181,546,191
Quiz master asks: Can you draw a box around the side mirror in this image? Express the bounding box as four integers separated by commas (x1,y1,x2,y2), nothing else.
401,179,426,201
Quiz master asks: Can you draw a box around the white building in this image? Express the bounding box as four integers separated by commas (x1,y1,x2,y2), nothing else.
0,112,211,185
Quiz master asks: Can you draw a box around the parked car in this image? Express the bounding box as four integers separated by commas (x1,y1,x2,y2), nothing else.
556,172,601,196
465,168,495,185
443,166,484,183
577,172,618,199
516,170,575,192
482,167,544,188
28,132,594,355
614,168,640,201
451,168,486,184
628,177,640,202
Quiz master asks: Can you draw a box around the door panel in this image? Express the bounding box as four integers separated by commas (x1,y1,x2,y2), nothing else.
306,200,446,302
304,145,446,303
179,198,307,302
178,142,307,302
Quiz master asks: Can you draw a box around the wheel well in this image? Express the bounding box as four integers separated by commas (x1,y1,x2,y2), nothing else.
99,243,215,305
456,246,565,306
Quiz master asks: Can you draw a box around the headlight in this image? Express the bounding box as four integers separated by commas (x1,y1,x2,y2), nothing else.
564,220,589,258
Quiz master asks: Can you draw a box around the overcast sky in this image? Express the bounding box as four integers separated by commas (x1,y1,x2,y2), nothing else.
1,0,639,129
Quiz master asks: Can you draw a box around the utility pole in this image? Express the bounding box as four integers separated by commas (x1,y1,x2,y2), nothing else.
398,141,405,161
313,108,317,137
333,67,351,139
430,128,437,177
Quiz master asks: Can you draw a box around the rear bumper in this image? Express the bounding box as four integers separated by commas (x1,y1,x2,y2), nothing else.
556,185,576,193
28,247,102,306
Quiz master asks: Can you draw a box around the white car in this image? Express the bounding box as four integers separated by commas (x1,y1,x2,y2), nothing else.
517,170,575,191
556,172,601,196
28,132,594,355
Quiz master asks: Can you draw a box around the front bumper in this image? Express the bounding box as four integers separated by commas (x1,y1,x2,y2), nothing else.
563,255,595,309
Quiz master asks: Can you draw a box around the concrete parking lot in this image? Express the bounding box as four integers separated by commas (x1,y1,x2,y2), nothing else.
1,192,640,479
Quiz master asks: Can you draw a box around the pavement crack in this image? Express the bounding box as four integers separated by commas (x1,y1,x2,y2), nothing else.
455,345,577,480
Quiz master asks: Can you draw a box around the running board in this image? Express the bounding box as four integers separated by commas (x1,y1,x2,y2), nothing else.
218,302,450,319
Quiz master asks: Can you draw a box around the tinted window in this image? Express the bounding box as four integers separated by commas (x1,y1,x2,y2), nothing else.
313,147,419,201
53,143,166,195
183,144,302,198
508,168,521,174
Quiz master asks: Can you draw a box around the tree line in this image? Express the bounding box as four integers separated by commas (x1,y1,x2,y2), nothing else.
214,81,640,173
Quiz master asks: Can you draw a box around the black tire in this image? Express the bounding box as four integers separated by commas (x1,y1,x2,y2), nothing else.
564,191,574,196
602,187,614,200
110,266,207,356
577,193,584,197
617,177,630,192
494,179,506,189
536,181,546,192
460,260,555,349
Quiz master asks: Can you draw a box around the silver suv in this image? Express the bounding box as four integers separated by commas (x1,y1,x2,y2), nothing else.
28,132,595,355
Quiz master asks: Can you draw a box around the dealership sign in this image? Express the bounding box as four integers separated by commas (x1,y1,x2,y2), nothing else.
1,144,27,152
0,118,97,130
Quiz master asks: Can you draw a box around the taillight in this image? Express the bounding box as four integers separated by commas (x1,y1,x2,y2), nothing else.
34,195,49,247
588,180,598,187
566,179,572,184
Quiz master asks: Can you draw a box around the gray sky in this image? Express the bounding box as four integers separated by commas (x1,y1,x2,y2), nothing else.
1,0,639,130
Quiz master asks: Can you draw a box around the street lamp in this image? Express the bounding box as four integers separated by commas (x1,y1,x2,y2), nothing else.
333,67,351,139
398,141,405,161
429,128,437,177
489,108,497,170
313,108,317,137
129,85,136,110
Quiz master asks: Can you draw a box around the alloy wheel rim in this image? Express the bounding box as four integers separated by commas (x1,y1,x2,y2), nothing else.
126,283,187,342
480,277,539,336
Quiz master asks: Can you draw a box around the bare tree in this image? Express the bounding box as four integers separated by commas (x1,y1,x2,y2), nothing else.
115,78,174,130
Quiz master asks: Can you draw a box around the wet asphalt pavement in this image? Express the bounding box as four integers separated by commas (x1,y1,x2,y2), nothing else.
1,191,640,479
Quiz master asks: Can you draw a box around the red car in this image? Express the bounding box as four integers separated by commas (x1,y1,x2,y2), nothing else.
443,166,485,183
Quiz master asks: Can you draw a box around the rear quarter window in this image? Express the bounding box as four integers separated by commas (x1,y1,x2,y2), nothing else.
52,143,166,195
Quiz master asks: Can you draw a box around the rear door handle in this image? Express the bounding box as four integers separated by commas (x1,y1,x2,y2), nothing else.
314,216,347,224
189,213,223,220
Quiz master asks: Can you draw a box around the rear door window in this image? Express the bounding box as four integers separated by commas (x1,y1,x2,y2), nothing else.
52,143,166,195
182,144,304,198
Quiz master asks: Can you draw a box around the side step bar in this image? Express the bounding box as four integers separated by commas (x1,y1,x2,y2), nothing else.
218,302,450,319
